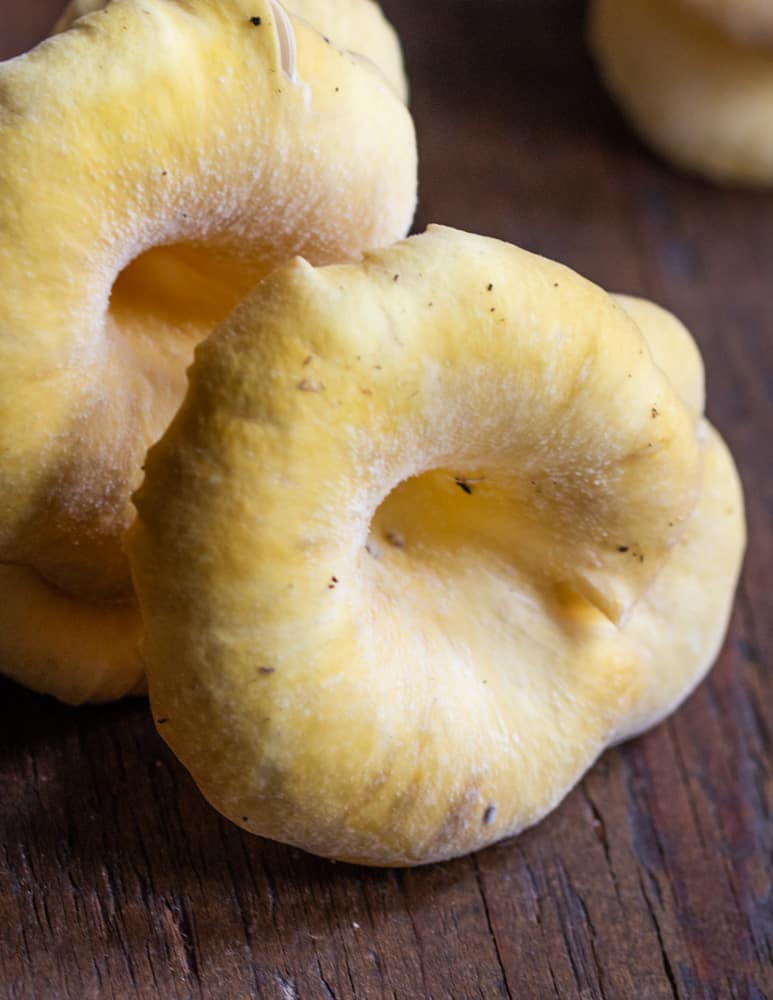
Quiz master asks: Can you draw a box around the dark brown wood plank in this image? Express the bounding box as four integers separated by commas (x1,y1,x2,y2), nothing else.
1,1,771,998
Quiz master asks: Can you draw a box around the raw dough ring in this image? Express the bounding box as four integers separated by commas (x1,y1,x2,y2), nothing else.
589,0,773,186
128,226,743,866
0,0,416,705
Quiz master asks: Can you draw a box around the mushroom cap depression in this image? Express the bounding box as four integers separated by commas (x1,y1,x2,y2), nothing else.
0,0,416,704
589,0,773,185
128,226,744,866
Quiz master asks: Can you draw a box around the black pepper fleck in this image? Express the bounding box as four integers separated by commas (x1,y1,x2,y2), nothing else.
483,805,496,825
455,478,473,495
250,15,262,25
617,545,629,552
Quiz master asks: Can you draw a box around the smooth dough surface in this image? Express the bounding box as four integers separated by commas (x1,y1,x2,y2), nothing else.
0,0,416,704
128,226,744,866
589,0,773,185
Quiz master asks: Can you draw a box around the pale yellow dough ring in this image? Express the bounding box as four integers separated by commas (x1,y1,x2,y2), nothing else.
126,226,744,867
0,0,416,704
681,0,773,49
53,0,408,101
589,0,773,186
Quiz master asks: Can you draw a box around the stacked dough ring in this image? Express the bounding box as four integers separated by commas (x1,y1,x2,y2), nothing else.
589,0,773,185
128,227,745,866
0,0,416,703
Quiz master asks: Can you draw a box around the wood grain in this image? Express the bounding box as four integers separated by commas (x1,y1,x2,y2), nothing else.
1,1,771,997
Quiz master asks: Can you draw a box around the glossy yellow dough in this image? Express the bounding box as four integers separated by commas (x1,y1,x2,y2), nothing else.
0,0,416,705
589,0,773,185
128,227,744,866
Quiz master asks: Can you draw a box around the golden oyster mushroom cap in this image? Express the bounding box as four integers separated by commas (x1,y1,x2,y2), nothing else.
128,227,742,866
0,0,417,704
589,0,773,186
53,0,105,31
612,295,705,422
610,294,745,738
680,0,773,49
53,0,409,101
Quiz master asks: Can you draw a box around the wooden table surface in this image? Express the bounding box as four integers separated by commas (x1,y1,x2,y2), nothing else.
1,2,771,997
